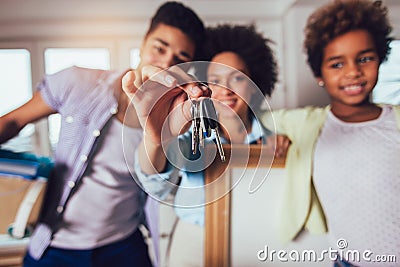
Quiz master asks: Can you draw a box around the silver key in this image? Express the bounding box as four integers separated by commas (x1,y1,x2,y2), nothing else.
212,127,225,162
199,101,208,149
191,100,201,154
191,100,199,154
200,98,226,162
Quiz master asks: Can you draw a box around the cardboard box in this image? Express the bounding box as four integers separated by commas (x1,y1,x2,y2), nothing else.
0,234,28,267
0,175,46,236
0,175,46,266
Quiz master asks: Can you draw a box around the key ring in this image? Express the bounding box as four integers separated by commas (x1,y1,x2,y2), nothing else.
175,81,212,105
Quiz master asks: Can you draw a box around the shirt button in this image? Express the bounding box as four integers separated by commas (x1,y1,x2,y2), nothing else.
67,181,75,188
110,107,118,114
80,155,88,162
65,116,74,123
56,206,64,213
92,129,101,137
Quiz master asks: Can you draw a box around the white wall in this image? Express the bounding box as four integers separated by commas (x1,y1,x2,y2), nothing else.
282,2,331,108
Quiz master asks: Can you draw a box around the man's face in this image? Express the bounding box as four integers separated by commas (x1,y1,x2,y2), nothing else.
139,23,196,70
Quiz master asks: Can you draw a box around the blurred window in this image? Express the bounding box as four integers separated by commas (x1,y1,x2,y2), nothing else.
130,48,141,69
0,49,34,152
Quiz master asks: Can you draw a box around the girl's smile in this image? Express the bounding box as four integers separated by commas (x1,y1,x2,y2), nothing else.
340,81,367,96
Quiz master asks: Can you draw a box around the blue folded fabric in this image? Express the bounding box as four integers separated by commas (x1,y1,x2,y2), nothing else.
0,149,54,179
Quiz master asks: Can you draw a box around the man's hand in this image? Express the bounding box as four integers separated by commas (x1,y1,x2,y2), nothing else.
122,65,210,144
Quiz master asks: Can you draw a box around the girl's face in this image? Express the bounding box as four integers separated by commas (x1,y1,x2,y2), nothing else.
207,52,254,121
139,23,195,70
319,29,380,109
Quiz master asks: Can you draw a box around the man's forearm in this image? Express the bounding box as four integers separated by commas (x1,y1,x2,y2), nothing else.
138,138,167,174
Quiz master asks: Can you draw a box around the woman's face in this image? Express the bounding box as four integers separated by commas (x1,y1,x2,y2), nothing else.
207,51,255,121
139,23,196,70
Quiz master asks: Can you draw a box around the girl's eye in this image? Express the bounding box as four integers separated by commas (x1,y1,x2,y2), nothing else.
330,62,343,69
359,56,375,63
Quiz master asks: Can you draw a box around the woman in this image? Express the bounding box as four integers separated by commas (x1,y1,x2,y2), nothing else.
126,24,287,266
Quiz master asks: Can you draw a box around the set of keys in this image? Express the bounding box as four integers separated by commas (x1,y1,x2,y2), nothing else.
190,97,226,162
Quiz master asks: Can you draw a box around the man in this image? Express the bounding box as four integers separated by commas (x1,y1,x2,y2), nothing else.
0,2,205,266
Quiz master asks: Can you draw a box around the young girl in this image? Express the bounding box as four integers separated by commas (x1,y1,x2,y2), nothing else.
259,0,400,266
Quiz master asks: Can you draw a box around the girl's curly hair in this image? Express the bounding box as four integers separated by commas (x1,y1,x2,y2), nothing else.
304,0,393,77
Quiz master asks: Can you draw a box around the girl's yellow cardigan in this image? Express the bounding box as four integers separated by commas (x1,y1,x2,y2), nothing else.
258,105,400,243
